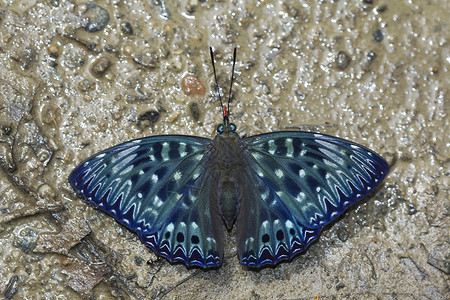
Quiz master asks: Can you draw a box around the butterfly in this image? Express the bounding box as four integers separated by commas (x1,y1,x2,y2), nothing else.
69,48,389,268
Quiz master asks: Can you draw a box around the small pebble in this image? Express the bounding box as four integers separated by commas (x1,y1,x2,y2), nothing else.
181,75,205,96
13,227,38,254
4,275,19,299
47,45,59,58
336,227,349,242
1,125,11,135
377,5,387,13
78,79,95,92
90,57,111,77
38,184,56,199
133,50,158,68
111,111,122,121
361,51,377,72
408,204,417,215
134,256,145,266
121,22,133,35
84,3,110,32
169,112,180,123
189,102,200,121
336,51,351,70
367,50,377,61
123,44,134,56
373,29,384,42
137,110,160,129
182,75,205,96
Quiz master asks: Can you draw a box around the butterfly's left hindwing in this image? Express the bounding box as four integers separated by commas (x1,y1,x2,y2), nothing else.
69,136,224,267
237,131,389,267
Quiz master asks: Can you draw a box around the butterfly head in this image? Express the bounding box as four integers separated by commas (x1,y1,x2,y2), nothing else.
217,105,237,134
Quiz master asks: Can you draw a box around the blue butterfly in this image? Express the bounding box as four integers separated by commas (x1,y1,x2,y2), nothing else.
69,48,389,268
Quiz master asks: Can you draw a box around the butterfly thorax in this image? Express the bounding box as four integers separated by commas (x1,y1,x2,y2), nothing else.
210,125,245,230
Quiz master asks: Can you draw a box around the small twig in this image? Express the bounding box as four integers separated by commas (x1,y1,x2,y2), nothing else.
156,269,202,300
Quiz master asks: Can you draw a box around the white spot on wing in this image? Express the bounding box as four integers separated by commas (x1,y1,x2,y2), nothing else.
192,171,200,179
161,142,169,161
286,138,294,157
261,190,269,201
285,220,294,231
174,170,182,181
153,195,163,207
296,192,306,203
151,174,158,183
261,220,269,229
275,169,284,178
268,140,276,155
299,169,306,178
179,142,188,157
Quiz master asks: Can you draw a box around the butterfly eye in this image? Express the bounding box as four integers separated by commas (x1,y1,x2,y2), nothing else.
230,123,237,132
217,124,224,133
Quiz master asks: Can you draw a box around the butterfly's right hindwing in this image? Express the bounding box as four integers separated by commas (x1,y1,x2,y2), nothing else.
69,135,223,267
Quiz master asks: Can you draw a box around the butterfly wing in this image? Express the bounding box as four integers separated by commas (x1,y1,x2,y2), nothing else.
69,136,224,268
237,131,389,267
236,168,322,267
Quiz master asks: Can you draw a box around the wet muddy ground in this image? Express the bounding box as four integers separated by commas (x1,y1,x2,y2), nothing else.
0,1,448,299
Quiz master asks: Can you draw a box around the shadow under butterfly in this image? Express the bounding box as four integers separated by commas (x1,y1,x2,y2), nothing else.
69,48,390,268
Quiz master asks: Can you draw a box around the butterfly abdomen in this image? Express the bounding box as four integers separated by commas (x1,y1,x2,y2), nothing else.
217,176,240,229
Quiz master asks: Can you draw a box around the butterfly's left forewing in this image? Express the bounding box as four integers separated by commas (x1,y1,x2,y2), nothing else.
69,136,224,267
237,131,389,267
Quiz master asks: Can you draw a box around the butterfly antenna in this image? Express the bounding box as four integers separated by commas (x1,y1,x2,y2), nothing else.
227,47,237,117
210,47,225,116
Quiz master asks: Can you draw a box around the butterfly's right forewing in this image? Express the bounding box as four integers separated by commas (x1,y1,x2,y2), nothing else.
69,135,224,267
